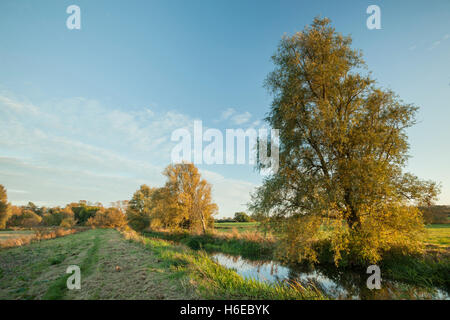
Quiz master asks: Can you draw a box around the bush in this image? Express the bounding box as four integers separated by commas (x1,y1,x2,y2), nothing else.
8,210,42,228
87,208,127,228
234,212,252,222
60,217,76,228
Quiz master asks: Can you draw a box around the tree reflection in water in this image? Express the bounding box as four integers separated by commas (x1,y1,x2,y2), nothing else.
211,253,449,300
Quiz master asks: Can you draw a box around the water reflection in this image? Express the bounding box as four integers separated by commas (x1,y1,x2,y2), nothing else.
212,253,449,300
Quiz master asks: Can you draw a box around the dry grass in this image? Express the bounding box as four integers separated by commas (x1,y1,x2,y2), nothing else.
0,227,85,249
220,229,275,242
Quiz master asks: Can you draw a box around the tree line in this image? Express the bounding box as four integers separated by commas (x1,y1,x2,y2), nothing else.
0,191,127,230
0,163,217,234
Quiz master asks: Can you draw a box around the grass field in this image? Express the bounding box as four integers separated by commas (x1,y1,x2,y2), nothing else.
425,224,450,247
0,229,323,300
214,222,259,233
215,222,450,249
0,228,79,249
0,223,448,299
0,230,35,242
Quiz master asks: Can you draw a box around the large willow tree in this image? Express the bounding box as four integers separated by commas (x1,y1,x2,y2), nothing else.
250,18,439,264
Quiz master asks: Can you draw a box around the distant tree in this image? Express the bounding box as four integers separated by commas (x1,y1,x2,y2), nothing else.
215,217,235,223
126,185,158,231
16,209,42,227
0,185,11,229
162,163,218,234
42,206,76,227
110,200,129,212
71,201,100,225
24,202,45,216
60,217,76,228
5,205,22,228
87,207,127,229
234,212,252,222
250,17,440,264
420,205,450,224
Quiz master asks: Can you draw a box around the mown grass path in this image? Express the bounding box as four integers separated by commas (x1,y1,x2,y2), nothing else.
0,229,193,300
0,228,324,300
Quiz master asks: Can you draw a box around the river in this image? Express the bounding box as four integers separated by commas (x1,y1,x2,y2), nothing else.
211,253,449,300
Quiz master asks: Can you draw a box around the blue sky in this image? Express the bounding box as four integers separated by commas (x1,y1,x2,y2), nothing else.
0,0,449,217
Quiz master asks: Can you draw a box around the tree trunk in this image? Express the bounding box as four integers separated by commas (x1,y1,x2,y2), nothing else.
200,211,207,234
344,189,360,230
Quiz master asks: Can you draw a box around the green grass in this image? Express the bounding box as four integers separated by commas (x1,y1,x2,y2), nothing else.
0,229,190,299
127,230,324,299
213,222,450,248
381,251,450,291
1,225,447,299
144,230,273,260
42,233,101,300
0,228,323,300
0,230,91,299
146,224,449,293
214,222,259,233
425,224,450,246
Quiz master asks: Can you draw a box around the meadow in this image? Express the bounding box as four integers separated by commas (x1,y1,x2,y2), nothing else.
0,230,35,242
0,228,323,300
214,222,259,234
0,222,448,300
0,227,80,249
214,222,450,248
425,224,450,247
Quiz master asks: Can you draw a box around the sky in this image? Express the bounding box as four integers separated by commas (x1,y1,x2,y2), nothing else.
0,0,449,217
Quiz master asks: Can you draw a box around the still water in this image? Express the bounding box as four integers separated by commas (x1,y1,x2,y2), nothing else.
211,253,449,300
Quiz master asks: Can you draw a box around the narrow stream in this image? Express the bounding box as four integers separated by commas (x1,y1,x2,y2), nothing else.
211,253,449,300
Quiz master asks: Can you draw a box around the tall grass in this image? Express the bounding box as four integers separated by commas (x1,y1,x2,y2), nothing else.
381,250,450,291
121,228,325,300
0,227,86,249
144,229,275,260
142,226,450,293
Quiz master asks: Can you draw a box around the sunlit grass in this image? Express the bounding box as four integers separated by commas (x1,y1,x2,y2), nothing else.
122,228,325,299
0,230,35,240
214,222,259,233
425,224,450,246
0,228,82,249
213,221,450,249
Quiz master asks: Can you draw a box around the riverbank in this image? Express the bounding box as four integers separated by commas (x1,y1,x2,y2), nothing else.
143,228,450,293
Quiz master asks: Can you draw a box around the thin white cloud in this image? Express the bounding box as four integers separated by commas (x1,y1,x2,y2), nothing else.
7,189,29,194
218,108,253,125
220,107,236,120
0,92,257,216
428,33,450,50
231,111,252,125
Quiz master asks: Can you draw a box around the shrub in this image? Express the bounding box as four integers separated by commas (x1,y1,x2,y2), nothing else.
87,208,127,229
60,217,76,228
234,212,252,222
